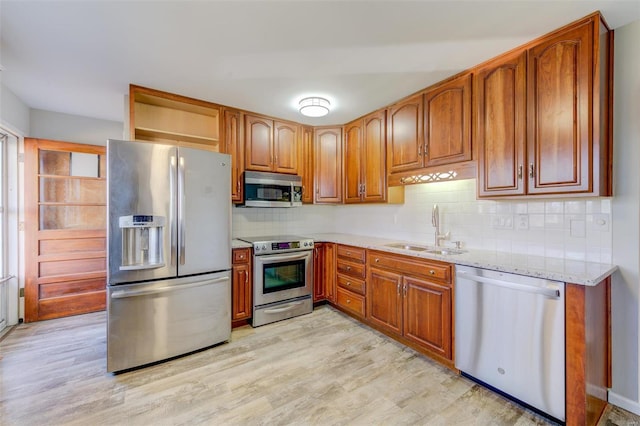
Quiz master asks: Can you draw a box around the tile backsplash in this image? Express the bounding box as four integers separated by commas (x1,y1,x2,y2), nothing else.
232,178,613,264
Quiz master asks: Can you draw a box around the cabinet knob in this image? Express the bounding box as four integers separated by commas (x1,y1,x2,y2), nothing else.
375,258,380,263
346,299,351,304
346,281,351,286
429,270,436,275
346,266,351,271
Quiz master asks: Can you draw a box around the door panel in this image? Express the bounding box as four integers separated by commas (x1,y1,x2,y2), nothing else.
528,22,592,194
343,121,363,203
387,95,423,173
245,115,273,172
362,110,386,202
107,140,175,284
314,128,343,203
476,52,527,197
178,148,231,275
274,121,298,174
25,138,107,322
367,267,402,335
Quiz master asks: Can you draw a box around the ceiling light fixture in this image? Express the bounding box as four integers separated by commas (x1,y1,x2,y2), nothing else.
299,97,330,117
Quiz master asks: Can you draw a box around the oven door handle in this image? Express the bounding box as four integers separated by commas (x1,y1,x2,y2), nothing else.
262,300,305,314
258,252,310,263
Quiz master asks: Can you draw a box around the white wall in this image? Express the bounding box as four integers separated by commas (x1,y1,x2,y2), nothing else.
29,109,123,146
609,19,640,415
0,83,30,133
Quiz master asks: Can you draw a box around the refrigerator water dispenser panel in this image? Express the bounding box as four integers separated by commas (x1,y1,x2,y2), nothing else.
119,215,166,270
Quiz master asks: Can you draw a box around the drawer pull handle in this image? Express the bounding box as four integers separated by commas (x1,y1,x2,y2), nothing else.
346,266,351,271
347,299,351,304
375,258,380,263
346,282,351,286
429,270,436,275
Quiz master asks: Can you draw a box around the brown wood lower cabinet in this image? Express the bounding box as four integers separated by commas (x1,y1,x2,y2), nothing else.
335,245,367,319
367,250,453,365
232,248,252,323
313,242,325,302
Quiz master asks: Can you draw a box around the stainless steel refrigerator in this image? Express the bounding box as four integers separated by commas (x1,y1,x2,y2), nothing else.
106,139,231,373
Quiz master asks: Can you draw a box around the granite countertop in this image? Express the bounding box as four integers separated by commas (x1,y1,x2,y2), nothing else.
307,233,617,286
232,239,252,249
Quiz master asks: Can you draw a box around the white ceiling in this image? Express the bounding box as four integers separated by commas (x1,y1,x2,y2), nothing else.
1,0,639,127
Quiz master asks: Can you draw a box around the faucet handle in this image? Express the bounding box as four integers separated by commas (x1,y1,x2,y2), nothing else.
453,241,462,249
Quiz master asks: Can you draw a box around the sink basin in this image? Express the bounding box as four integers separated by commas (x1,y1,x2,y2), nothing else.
384,243,465,255
384,243,429,251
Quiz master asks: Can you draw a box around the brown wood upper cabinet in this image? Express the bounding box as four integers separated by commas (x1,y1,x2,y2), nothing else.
423,73,472,167
245,114,298,174
387,73,471,175
314,127,343,204
223,108,244,203
300,125,314,203
129,85,221,151
476,13,612,198
344,110,387,203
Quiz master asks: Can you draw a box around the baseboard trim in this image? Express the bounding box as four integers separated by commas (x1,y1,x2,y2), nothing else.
609,390,640,416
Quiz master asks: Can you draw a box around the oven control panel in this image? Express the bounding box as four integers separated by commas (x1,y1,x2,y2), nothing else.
253,238,314,254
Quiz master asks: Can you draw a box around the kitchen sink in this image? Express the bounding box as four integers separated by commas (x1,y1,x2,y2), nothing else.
384,243,465,255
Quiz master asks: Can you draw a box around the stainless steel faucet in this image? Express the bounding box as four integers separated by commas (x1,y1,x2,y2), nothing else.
432,204,450,247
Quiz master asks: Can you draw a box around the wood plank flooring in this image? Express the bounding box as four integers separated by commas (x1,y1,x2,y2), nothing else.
0,305,638,425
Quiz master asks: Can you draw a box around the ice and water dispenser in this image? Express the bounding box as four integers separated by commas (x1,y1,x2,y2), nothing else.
119,215,166,270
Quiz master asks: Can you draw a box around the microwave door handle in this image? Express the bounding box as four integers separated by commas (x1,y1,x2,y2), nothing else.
290,182,294,206
178,155,186,265
169,155,177,267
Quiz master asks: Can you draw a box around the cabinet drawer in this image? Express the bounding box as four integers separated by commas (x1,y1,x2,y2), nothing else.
336,259,366,279
337,245,366,263
336,287,365,317
367,250,452,284
233,248,251,264
337,274,365,295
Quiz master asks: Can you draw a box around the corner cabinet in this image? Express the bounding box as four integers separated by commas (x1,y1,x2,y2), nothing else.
232,248,252,322
245,114,298,174
129,85,222,151
314,127,343,204
367,250,453,365
344,110,387,203
476,13,612,198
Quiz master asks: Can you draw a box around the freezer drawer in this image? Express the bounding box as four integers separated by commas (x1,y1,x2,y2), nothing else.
107,271,231,373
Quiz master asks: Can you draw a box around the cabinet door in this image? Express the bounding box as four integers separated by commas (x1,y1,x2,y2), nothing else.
324,243,336,302
362,110,387,202
313,243,325,302
387,94,423,173
403,276,452,360
476,52,527,197
232,263,251,321
245,115,273,172
314,128,343,204
343,120,363,203
274,121,298,174
300,126,314,203
424,73,472,167
527,21,592,194
367,267,403,335
223,109,244,203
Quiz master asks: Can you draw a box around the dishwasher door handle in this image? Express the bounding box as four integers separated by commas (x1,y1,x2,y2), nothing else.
460,272,561,298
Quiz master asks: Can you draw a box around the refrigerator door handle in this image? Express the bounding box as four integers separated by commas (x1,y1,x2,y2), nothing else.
170,155,177,267
110,276,230,299
178,155,186,265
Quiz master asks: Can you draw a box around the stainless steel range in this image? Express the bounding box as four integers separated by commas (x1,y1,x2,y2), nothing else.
238,235,314,327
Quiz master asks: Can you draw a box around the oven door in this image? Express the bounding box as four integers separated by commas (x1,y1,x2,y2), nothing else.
253,250,313,306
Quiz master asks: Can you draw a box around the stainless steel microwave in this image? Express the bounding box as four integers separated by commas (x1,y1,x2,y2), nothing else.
243,171,303,207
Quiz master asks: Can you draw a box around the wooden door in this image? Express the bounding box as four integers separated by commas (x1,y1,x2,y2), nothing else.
324,243,336,302
274,121,298,174
403,276,452,360
232,263,251,321
24,138,106,322
343,120,363,203
387,94,423,173
245,115,273,172
424,73,472,167
313,243,325,302
362,110,387,202
223,108,244,203
300,126,314,203
476,52,527,197
314,128,343,204
366,267,403,335
527,21,592,194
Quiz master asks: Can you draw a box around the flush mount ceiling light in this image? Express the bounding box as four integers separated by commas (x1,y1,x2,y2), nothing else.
299,97,330,117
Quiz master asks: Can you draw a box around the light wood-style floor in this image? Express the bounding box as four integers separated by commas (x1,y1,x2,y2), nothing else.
0,305,638,425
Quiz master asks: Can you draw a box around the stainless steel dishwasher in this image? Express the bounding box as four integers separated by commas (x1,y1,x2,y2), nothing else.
455,265,565,422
